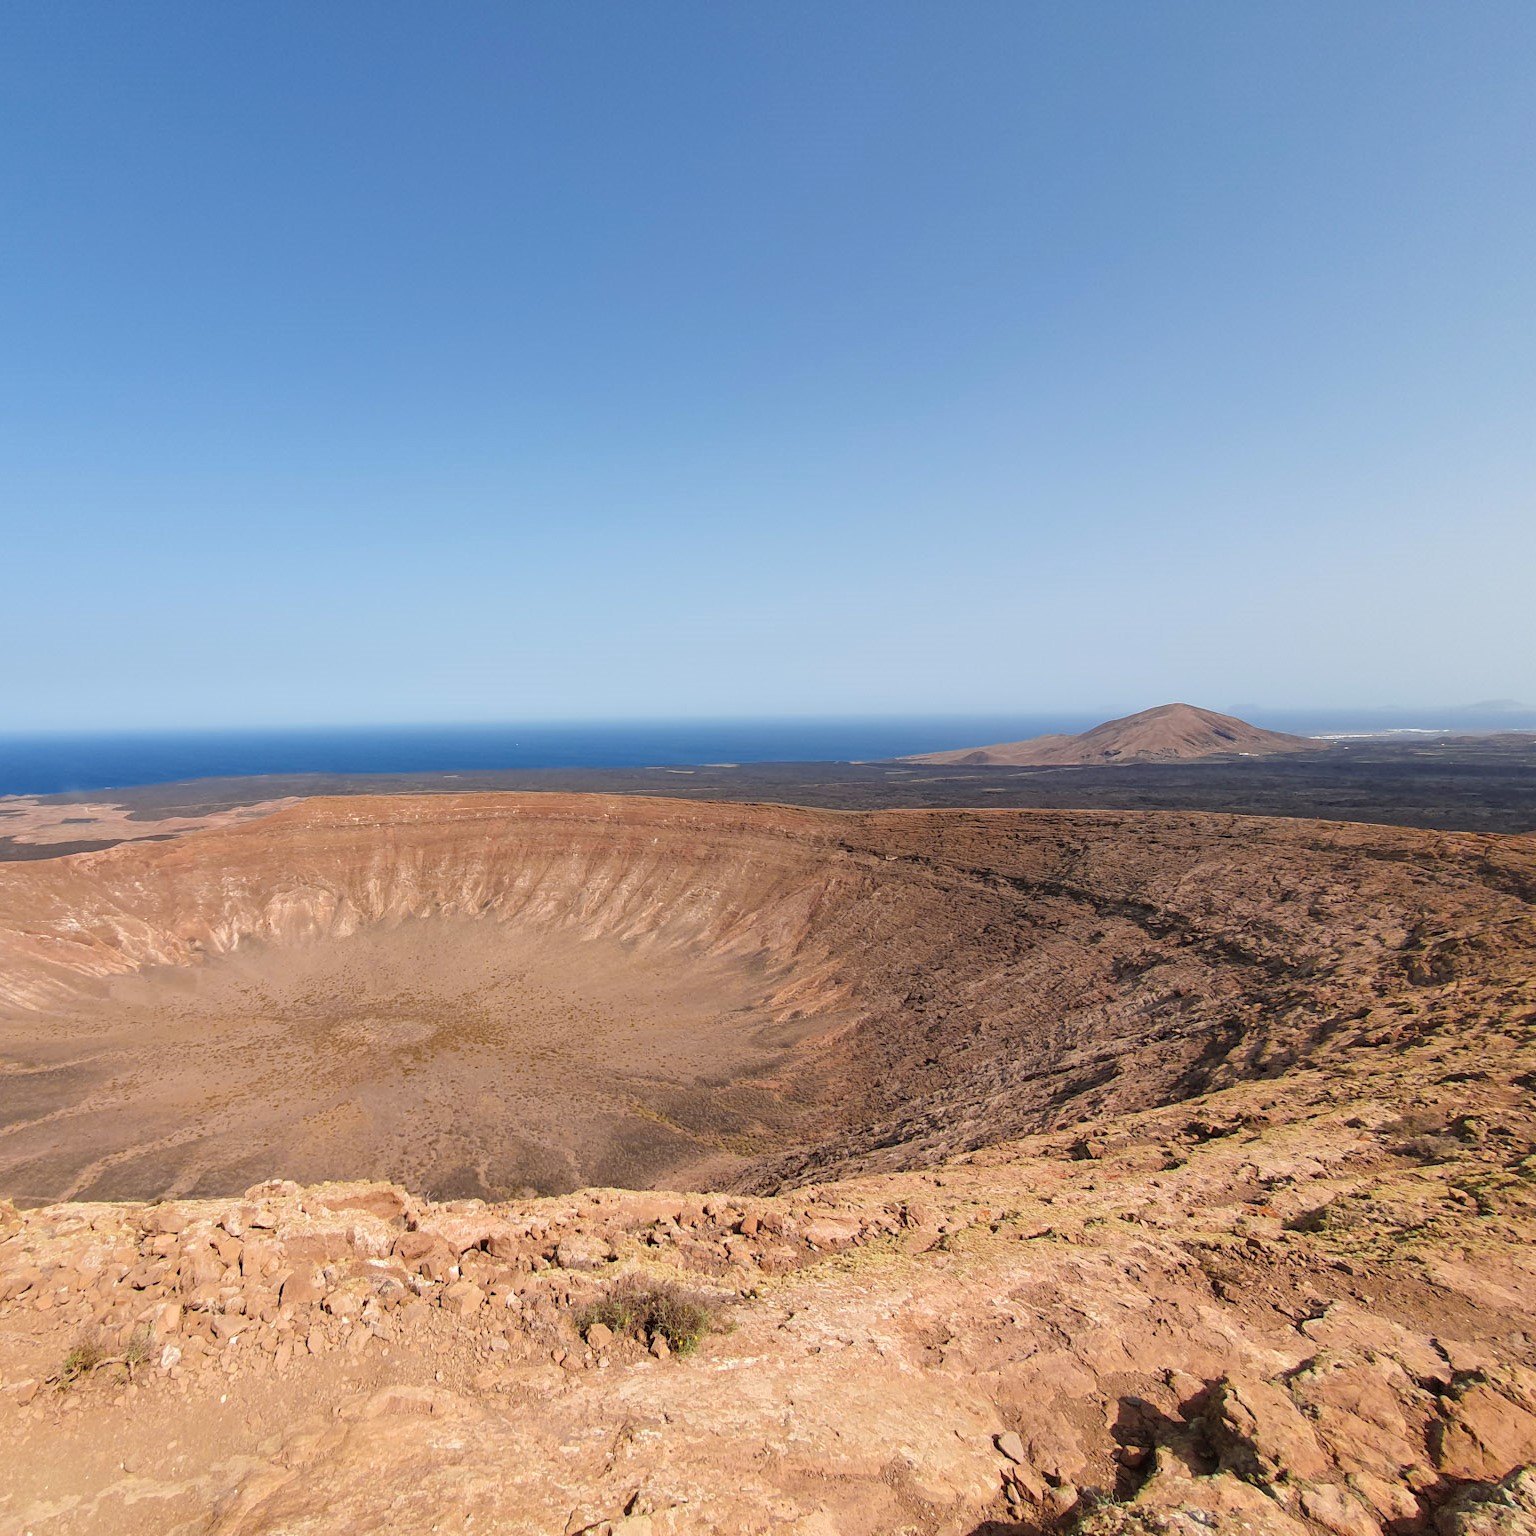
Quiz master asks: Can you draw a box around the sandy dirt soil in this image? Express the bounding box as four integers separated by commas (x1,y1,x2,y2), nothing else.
0,919,822,1205
0,796,297,854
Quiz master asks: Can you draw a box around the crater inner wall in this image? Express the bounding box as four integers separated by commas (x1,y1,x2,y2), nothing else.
0,793,1530,1204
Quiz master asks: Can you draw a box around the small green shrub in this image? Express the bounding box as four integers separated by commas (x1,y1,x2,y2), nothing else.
59,1334,108,1385
124,1324,153,1370
576,1277,719,1356
55,1324,153,1388
1398,1133,1461,1164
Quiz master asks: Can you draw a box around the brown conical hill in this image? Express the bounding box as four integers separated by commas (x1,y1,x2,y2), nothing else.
908,701,1326,767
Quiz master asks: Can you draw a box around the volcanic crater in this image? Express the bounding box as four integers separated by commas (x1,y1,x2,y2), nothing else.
0,792,1528,1208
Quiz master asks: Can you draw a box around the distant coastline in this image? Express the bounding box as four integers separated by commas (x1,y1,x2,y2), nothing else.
1,708,1532,799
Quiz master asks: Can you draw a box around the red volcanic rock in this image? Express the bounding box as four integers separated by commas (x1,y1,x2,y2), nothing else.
1206,1374,1333,1485
1434,1377,1536,1481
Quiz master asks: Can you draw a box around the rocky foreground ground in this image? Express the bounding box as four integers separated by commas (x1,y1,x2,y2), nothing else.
3,982,1534,1536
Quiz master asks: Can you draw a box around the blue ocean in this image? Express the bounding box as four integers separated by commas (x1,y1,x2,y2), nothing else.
1,707,1528,799
0,716,1099,798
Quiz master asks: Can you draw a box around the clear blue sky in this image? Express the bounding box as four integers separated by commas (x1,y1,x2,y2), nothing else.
3,3,1533,730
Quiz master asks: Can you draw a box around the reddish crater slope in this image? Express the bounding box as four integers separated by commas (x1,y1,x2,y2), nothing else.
0,793,1529,1205
1,793,1535,1535
909,702,1326,766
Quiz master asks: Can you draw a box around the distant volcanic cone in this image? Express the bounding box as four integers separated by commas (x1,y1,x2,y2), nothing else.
906,702,1326,768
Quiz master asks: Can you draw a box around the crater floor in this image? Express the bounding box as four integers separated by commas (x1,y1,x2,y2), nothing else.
0,919,819,1203
0,793,1532,1209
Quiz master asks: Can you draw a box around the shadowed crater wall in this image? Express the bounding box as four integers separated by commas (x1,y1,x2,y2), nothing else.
0,793,1530,1204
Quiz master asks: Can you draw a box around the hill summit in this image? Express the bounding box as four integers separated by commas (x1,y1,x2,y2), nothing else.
908,702,1326,767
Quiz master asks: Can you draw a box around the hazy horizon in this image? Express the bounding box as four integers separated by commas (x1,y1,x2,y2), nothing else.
4,4,1533,731
3,697,1533,742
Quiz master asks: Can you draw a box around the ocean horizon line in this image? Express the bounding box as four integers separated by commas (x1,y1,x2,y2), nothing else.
2,706,1532,800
